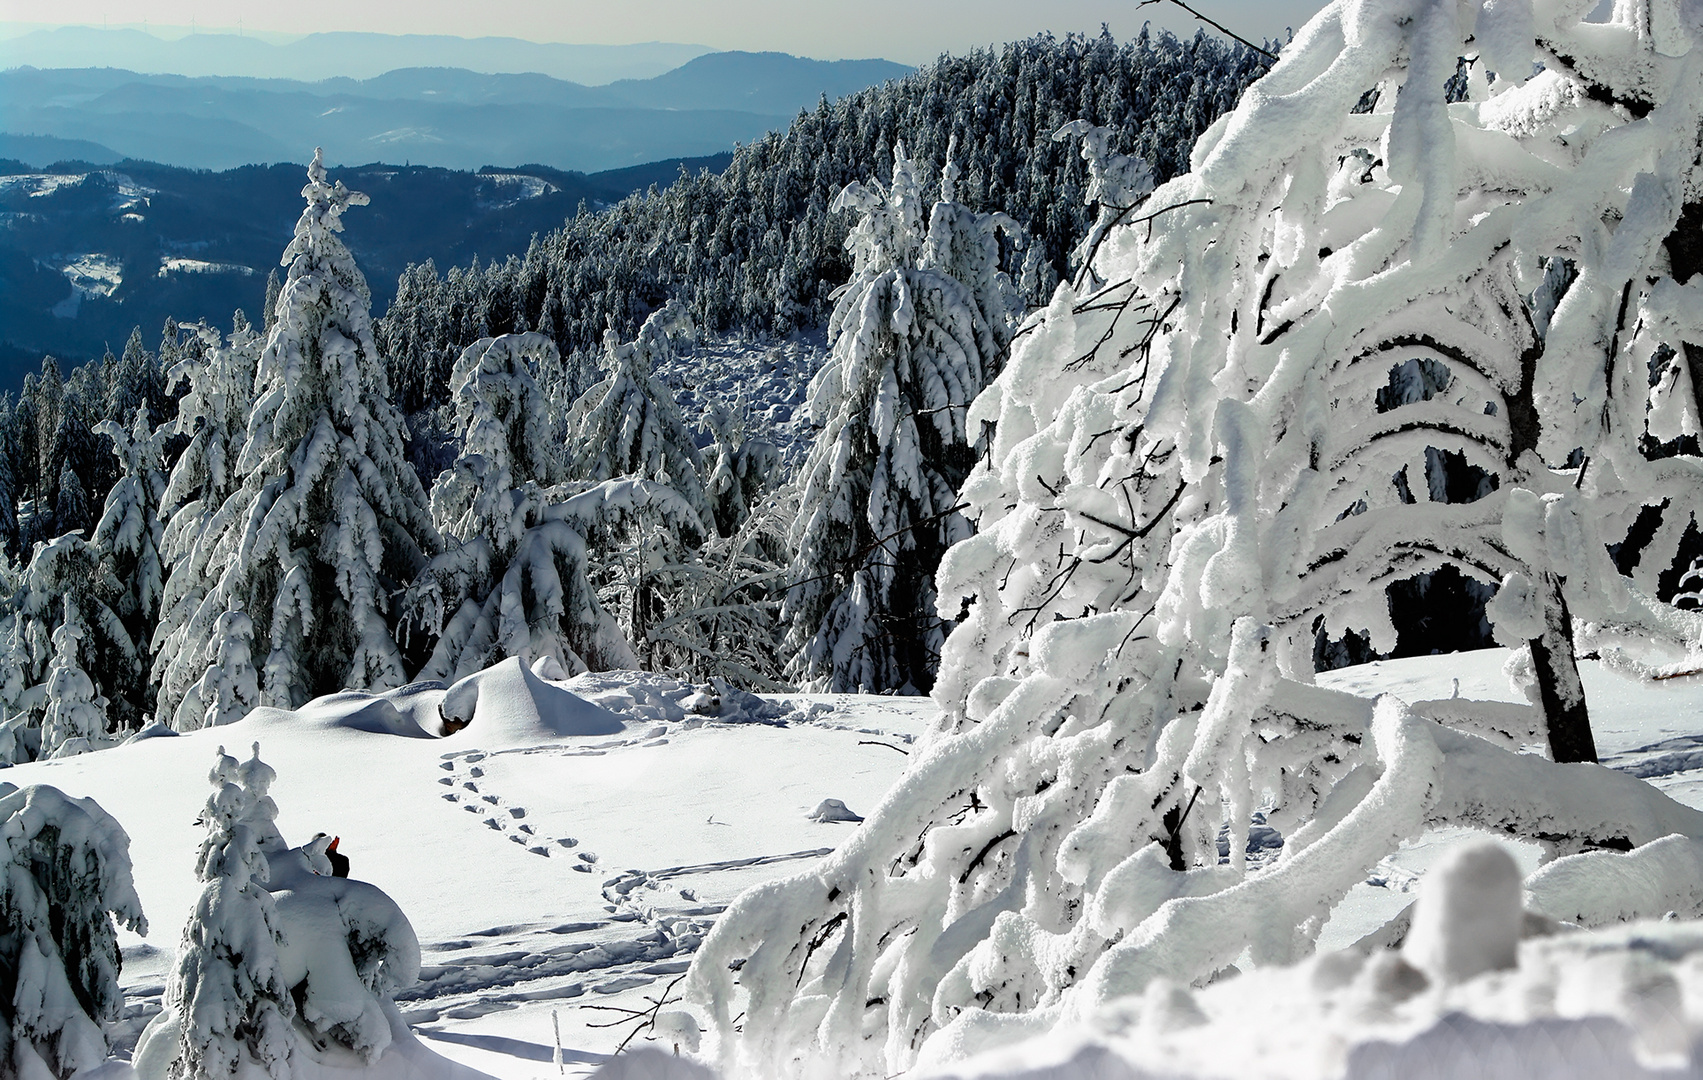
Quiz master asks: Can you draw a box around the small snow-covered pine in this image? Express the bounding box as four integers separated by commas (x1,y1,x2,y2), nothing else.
39,598,108,759
166,745,296,1080
91,404,168,727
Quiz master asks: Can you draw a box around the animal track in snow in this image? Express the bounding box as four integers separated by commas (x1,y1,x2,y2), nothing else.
438,749,577,860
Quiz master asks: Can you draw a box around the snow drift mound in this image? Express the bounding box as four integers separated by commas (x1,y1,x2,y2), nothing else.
440,656,625,744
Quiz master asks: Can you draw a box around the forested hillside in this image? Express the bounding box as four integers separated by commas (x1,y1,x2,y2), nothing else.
378,28,1270,413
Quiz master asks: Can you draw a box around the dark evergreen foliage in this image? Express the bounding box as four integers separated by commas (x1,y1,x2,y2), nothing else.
377,29,1270,414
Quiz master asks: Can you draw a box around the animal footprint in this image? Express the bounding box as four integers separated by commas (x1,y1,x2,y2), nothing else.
507,807,526,819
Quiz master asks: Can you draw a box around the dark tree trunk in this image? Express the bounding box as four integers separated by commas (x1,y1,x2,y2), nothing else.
1530,575,1597,763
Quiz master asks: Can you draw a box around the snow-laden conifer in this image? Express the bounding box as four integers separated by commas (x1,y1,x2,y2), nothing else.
407,479,704,681
167,744,295,1079
685,0,1703,1073
1,536,132,760
39,599,107,759
432,331,566,548
92,405,167,723
153,321,260,727
157,150,438,716
409,322,713,680
782,142,1015,693
561,301,707,514
0,783,146,1079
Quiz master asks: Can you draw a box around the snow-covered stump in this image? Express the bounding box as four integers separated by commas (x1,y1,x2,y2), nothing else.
0,783,146,1080
682,0,1703,1071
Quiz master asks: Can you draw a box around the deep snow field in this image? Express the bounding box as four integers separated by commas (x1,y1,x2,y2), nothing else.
11,647,1703,1079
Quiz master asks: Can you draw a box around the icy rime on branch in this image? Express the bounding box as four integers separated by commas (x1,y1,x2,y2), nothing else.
684,0,1703,1073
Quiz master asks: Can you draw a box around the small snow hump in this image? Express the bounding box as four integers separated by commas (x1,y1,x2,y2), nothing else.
809,798,864,824
439,656,625,744
1404,840,1523,985
587,1046,717,1080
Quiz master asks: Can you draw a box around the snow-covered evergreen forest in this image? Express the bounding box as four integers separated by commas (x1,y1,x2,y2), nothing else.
6,0,1703,1074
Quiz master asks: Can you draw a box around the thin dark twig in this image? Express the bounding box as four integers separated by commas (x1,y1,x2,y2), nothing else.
1137,0,1279,61
959,829,1019,883
859,740,910,755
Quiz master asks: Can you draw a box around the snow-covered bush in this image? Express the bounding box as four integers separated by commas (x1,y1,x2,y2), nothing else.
684,0,1703,1074
157,743,423,1078
782,143,1017,693
155,150,439,715
0,782,146,1079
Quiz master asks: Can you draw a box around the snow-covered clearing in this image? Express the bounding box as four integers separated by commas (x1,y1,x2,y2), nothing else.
8,648,1703,1077
5,663,930,1077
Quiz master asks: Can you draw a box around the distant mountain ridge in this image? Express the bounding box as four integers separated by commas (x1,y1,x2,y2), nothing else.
1,27,711,84
0,52,912,173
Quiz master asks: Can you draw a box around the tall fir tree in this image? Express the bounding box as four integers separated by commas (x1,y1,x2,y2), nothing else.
157,150,439,715
782,143,1015,692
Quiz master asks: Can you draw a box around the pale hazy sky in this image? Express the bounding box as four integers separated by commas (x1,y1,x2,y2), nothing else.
0,0,1327,64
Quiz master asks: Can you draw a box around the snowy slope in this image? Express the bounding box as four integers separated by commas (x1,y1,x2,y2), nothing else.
10,649,1703,1077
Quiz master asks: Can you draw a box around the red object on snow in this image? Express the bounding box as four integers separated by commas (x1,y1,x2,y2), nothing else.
327,835,349,878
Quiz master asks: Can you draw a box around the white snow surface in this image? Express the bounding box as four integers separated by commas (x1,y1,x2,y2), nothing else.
3,663,932,1078
14,649,1703,1077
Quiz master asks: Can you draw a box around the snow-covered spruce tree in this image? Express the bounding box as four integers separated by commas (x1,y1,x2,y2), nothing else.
431,331,567,549
153,321,260,729
684,2,1703,1075
782,142,1016,693
91,405,167,725
156,150,438,717
561,301,707,515
0,783,146,1079
167,743,296,1080
39,599,108,759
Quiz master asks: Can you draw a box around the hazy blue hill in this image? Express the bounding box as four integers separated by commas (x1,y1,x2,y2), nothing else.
1,27,710,84
0,51,910,172
0,133,121,167
602,51,913,113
